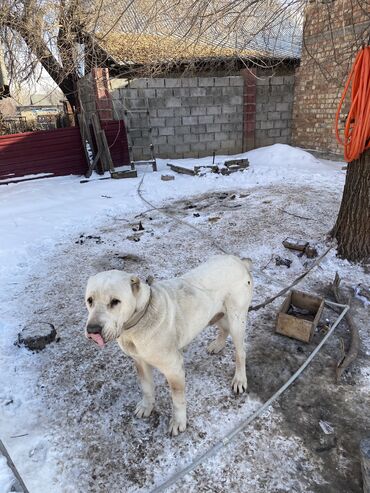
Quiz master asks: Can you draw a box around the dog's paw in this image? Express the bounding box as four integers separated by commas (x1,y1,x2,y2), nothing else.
134,400,154,418
207,339,226,354
168,416,187,436
232,374,248,394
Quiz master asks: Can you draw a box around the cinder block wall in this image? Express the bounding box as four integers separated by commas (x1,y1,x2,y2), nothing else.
111,77,244,159
255,75,295,148
75,70,296,160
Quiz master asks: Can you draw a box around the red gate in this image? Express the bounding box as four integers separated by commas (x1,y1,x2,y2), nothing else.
0,120,130,183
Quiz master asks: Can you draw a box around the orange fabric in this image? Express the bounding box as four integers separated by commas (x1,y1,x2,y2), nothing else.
335,46,370,162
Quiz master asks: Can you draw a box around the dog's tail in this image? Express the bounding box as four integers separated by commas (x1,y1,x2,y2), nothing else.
241,257,253,271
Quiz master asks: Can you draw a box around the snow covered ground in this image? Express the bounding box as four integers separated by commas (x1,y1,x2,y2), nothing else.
0,144,369,493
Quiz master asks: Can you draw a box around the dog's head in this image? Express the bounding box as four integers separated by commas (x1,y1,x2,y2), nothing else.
84,270,148,346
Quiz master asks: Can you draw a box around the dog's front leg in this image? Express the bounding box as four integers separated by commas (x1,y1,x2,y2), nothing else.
161,354,186,436
133,358,155,418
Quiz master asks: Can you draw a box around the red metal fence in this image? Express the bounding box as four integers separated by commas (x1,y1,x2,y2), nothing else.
0,120,130,183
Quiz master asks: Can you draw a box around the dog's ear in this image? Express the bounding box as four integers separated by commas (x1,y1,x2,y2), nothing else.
130,276,140,294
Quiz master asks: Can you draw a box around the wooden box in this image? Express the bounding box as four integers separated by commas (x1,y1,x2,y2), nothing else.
276,290,324,343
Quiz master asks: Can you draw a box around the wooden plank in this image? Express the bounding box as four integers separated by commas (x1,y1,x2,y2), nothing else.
167,163,195,176
77,114,94,178
276,312,313,343
291,290,322,313
283,237,309,252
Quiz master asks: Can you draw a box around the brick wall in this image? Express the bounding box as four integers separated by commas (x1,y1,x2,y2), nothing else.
292,0,369,157
110,72,295,160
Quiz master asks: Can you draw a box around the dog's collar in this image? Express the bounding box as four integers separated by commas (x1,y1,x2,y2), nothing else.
123,289,152,331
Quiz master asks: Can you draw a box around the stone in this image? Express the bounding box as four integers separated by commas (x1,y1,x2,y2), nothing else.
18,323,57,351
161,174,175,181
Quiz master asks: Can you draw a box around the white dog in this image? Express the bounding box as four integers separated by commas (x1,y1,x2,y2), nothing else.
84,255,253,435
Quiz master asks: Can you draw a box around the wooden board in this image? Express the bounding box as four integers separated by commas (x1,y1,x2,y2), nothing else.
167,163,195,176
283,237,309,252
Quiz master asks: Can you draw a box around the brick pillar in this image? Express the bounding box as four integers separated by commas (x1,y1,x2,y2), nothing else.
92,67,113,122
242,68,256,151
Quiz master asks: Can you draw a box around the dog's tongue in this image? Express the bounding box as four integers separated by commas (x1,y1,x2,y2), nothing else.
88,333,105,347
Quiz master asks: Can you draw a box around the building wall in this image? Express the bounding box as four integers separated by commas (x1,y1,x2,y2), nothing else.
255,74,295,148
110,71,295,160
292,0,369,157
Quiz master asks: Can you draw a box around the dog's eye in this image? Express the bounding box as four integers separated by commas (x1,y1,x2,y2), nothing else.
87,297,93,306
110,298,121,308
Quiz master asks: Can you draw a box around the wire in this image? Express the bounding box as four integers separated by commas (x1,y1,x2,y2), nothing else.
335,46,370,162
150,300,349,493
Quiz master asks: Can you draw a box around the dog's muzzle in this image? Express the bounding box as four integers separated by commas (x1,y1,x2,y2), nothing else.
86,324,105,347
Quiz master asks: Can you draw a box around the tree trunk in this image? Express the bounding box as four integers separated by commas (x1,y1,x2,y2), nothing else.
333,149,370,262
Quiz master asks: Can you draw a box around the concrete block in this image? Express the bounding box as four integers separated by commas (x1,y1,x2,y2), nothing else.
174,126,190,136
281,111,292,120
183,96,199,107
165,97,182,108
199,133,216,143
177,107,191,117
155,88,174,98
274,120,288,129
190,124,207,134
165,117,182,127
173,88,190,97
152,135,167,145
189,87,207,97
215,77,229,87
150,117,166,127
208,87,224,97
165,78,182,87
151,128,159,137
260,121,274,130
198,77,215,87
174,143,191,154
157,108,175,117
268,111,281,120
222,87,237,96
268,128,281,137
182,116,198,125
229,76,243,86
217,113,242,124
206,141,221,151
229,95,243,105
181,78,198,87
157,144,175,156
149,97,166,109
198,115,214,124
189,107,206,117
184,133,199,143
159,127,175,136
222,105,238,115
276,102,291,112
197,96,215,106
149,78,166,88
206,123,221,133
281,128,291,137
130,79,149,88
167,134,184,145
192,142,207,152
207,106,222,116
142,88,156,98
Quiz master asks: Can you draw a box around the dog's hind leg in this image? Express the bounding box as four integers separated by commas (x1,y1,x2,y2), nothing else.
227,310,248,394
133,358,155,418
207,317,229,354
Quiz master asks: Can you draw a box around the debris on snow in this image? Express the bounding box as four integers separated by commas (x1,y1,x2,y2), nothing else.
17,322,57,351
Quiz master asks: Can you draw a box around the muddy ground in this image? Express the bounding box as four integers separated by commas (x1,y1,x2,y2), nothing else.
13,183,370,492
